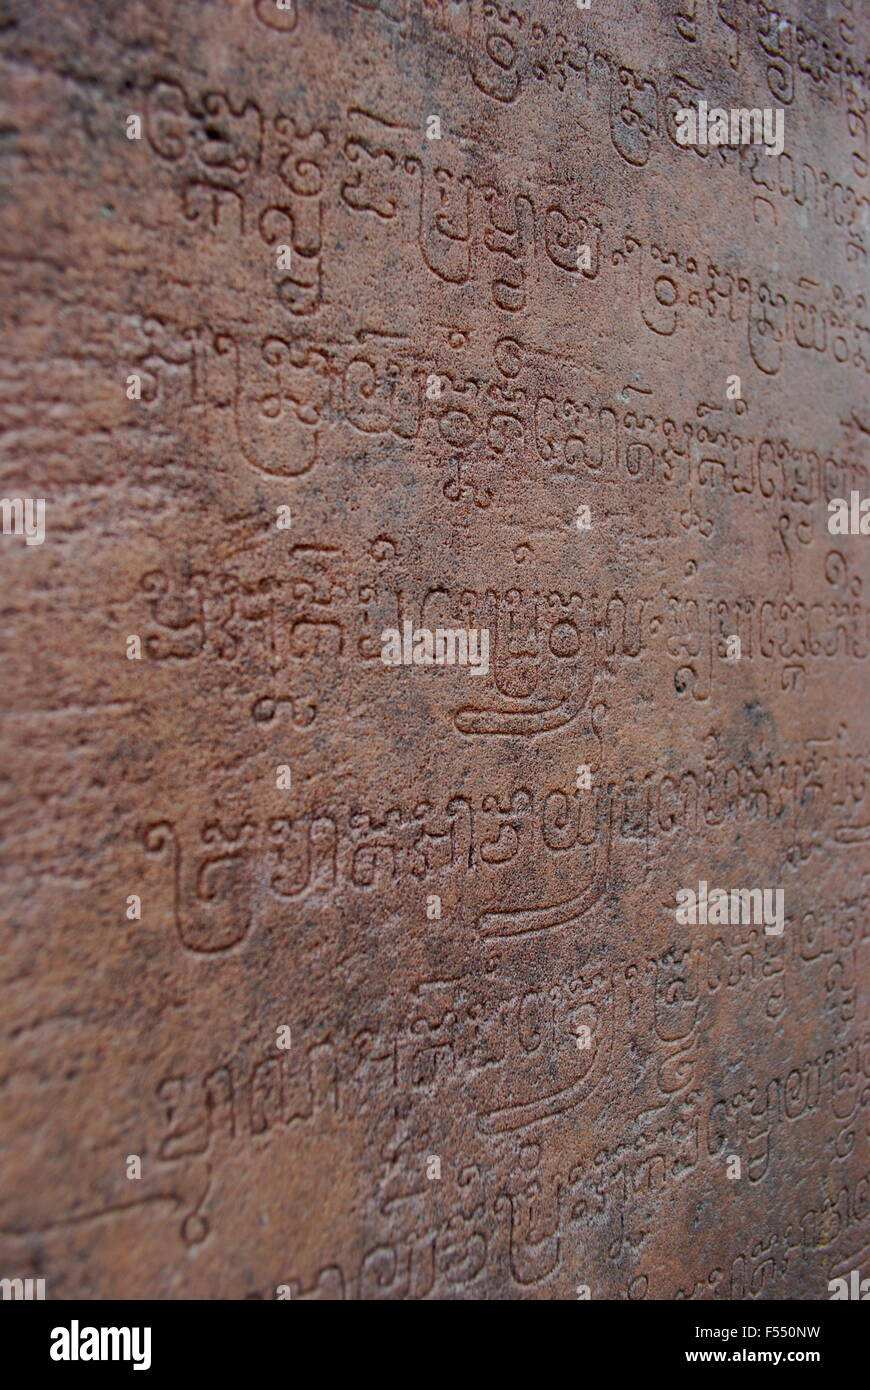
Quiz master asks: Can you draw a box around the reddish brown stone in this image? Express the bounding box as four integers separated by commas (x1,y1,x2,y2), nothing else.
0,0,868,1300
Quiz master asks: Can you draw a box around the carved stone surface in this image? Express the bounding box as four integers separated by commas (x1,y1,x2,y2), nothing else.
0,0,868,1300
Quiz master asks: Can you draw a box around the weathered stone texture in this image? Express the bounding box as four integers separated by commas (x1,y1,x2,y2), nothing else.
0,0,868,1299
